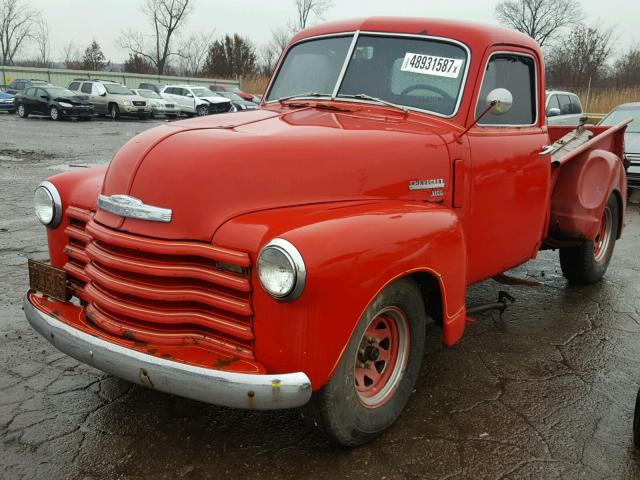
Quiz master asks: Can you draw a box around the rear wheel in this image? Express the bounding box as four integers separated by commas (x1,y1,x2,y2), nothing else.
305,278,426,446
560,194,619,284
17,104,28,118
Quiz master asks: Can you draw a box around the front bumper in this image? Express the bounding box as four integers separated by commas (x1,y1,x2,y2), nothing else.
24,293,312,409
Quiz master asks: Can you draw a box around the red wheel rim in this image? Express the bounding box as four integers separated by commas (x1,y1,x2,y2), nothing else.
354,306,410,408
593,206,613,263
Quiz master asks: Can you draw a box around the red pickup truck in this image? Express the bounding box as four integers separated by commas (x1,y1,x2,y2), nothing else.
25,18,628,446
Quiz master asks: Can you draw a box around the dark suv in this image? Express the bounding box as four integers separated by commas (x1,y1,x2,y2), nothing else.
6,79,49,95
138,82,165,94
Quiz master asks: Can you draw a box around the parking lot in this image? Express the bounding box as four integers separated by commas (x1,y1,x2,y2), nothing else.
1,111,640,479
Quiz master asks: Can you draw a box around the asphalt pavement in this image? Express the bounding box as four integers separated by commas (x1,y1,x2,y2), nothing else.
1,111,639,479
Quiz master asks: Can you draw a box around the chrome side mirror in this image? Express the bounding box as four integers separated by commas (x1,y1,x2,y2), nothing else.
486,88,513,115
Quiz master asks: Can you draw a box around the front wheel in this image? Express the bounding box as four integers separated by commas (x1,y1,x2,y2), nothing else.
196,105,209,116
109,104,121,120
560,194,619,284
49,106,60,121
305,278,426,446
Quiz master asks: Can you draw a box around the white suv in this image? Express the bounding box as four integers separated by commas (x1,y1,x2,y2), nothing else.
160,85,234,116
546,90,585,126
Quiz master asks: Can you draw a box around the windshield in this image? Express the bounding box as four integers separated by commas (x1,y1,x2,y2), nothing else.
136,90,162,99
600,106,640,133
192,87,214,98
104,84,133,95
266,34,469,116
45,87,76,98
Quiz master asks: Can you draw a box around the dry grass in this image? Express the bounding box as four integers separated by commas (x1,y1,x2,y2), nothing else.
240,76,270,96
571,86,640,114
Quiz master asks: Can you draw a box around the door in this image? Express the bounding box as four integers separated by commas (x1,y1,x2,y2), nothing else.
21,87,36,111
465,50,550,283
34,88,49,114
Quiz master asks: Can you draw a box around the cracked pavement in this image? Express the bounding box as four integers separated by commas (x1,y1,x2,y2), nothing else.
1,112,640,479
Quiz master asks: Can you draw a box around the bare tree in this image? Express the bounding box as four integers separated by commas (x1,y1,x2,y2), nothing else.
614,46,640,88
177,31,213,76
62,40,83,70
294,0,333,30
495,0,582,47
546,23,615,88
33,16,49,67
119,0,193,75
259,24,293,75
0,0,38,65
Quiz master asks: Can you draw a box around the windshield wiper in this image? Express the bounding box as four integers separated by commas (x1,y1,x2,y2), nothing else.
277,92,328,103
342,93,409,114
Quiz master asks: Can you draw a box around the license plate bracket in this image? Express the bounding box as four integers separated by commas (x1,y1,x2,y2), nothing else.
28,259,69,302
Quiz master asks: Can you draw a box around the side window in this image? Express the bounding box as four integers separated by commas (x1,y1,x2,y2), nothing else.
557,95,572,115
24,87,35,97
546,94,560,114
80,83,93,94
164,87,174,94
569,95,582,114
476,53,537,126
16,81,25,90
36,88,47,98
68,82,80,91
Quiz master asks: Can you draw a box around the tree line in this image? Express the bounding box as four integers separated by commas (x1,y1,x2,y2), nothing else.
0,0,332,78
496,0,640,89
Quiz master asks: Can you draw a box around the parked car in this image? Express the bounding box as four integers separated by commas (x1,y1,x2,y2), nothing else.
211,91,258,111
546,89,585,125
209,83,255,101
138,83,165,95
599,103,640,190
635,387,640,448
15,85,94,120
0,91,16,114
161,85,233,116
5,79,49,95
68,80,152,120
131,89,180,118
23,17,629,447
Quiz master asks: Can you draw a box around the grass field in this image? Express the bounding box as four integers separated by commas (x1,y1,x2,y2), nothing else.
241,76,640,115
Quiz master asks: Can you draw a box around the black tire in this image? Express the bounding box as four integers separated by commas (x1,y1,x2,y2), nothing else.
8,109,15,114
560,194,619,284
17,104,28,118
196,105,209,116
634,387,640,448
49,106,60,121
168,114,178,119
138,114,151,120
304,278,427,446
109,104,120,120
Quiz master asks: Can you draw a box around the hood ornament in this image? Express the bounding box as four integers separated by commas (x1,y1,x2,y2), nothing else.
97,194,172,223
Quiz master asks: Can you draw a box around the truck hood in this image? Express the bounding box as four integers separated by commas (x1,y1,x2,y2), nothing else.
95,107,453,242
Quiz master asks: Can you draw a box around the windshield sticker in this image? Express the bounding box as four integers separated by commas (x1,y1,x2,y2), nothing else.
401,53,463,78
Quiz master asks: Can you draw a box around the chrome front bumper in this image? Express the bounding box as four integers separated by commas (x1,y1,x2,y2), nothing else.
24,295,312,409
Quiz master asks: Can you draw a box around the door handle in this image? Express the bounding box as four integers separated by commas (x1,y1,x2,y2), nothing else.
539,145,556,156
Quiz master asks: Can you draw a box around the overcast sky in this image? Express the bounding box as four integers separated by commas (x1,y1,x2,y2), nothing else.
28,0,640,63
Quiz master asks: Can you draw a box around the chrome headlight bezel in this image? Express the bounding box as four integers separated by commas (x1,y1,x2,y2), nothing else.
257,238,306,301
34,181,62,228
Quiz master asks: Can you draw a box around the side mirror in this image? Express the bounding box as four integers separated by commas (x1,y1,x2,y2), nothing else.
99,91,107,97
186,93,194,98
547,107,561,117
40,95,49,100
486,88,513,115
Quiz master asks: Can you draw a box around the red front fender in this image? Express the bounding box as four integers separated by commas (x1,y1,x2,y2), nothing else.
214,201,467,390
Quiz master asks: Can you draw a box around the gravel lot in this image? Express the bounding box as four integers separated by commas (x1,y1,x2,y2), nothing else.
1,111,640,479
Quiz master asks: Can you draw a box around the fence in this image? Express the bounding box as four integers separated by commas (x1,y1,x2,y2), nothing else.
0,65,239,90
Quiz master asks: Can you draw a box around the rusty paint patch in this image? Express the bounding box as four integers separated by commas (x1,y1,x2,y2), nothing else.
214,356,240,368
161,353,172,359
122,330,136,340
50,311,60,318
147,348,158,355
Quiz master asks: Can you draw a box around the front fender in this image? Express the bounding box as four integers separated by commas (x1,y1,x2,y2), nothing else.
214,201,467,390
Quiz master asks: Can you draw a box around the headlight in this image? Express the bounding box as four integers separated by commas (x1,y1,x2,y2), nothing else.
121,100,132,106
258,238,306,301
58,101,73,108
34,181,62,227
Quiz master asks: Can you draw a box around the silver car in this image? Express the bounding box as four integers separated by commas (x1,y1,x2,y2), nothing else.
546,89,585,126
160,85,233,116
67,80,152,120
131,89,180,119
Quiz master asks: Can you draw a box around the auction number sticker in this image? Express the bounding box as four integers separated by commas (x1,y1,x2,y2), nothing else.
401,53,463,78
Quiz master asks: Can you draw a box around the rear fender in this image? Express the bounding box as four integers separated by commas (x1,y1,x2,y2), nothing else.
214,201,467,389
549,148,626,241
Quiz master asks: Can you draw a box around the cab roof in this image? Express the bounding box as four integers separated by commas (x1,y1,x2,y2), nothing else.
291,17,540,53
